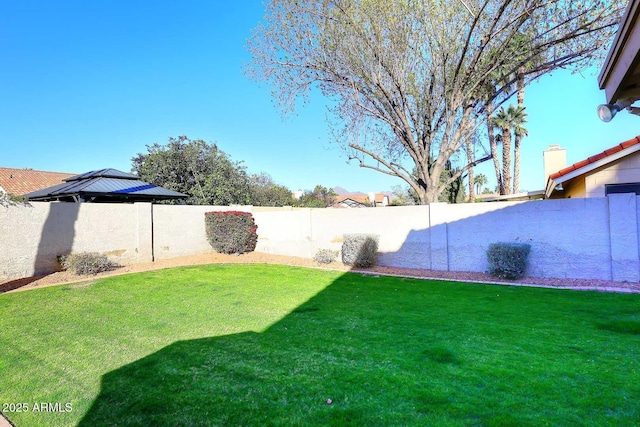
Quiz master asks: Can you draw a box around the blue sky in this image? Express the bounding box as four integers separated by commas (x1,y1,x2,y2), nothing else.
1,1,637,195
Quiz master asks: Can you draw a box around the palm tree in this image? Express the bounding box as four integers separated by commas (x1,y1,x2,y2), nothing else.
491,107,513,195
512,107,528,193
482,33,538,195
491,105,527,194
483,99,503,195
474,173,488,195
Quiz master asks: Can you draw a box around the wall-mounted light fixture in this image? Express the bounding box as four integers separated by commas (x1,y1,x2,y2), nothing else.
597,99,632,122
597,99,640,122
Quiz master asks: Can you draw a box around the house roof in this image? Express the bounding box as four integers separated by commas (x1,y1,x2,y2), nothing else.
0,167,75,196
545,135,640,197
481,190,545,202
598,0,640,104
333,197,369,208
333,193,390,208
335,194,372,206
25,168,188,202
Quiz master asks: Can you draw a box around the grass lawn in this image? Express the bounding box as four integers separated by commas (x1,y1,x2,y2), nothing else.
0,264,639,426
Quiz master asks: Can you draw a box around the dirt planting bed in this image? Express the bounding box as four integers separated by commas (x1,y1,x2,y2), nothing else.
2,251,639,294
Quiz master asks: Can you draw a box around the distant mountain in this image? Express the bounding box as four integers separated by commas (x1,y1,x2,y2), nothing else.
333,186,397,198
333,186,365,196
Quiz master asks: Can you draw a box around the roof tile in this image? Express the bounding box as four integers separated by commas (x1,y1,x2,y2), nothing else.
621,136,640,149
0,167,75,196
551,135,640,180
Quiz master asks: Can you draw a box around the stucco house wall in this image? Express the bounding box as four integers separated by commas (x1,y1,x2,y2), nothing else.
546,136,640,199
560,178,586,199
554,152,640,199
585,152,640,197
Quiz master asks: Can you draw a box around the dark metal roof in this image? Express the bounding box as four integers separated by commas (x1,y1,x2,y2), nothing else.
24,169,188,203
66,168,140,182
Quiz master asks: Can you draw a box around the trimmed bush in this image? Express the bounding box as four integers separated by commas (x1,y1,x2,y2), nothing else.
486,242,531,280
313,249,339,265
205,211,258,254
342,234,379,267
60,252,118,275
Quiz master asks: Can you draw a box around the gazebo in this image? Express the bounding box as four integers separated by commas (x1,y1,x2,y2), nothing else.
24,169,188,203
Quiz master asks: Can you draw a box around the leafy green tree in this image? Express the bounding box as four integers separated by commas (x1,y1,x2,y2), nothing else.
247,0,622,204
132,136,251,205
438,160,466,203
393,163,465,205
390,185,417,206
295,185,337,208
248,173,295,206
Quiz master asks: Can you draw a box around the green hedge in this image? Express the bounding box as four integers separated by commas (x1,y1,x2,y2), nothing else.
205,211,258,254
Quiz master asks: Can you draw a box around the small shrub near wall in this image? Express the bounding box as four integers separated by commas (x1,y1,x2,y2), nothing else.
486,242,531,280
205,211,258,254
60,252,118,275
313,249,339,264
342,234,379,268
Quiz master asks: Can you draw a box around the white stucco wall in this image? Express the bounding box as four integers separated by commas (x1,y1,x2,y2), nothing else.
152,205,252,260
443,199,611,280
0,202,145,278
253,205,431,268
1,197,637,282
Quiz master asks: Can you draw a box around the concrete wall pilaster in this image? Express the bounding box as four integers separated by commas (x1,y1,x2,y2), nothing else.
608,194,640,282
135,203,154,262
429,203,449,271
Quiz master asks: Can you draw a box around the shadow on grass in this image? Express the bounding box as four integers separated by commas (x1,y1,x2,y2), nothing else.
77,267,640,426
77,273,483,426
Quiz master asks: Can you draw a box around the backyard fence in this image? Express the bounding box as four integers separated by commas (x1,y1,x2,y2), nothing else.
1,194,638,282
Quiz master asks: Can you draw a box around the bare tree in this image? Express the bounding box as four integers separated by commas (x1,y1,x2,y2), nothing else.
247,0,623,204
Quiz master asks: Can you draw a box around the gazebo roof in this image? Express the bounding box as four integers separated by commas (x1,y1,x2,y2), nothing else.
25,168,188,203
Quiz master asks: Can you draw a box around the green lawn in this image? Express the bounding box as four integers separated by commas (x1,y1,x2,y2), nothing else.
0,264,639,426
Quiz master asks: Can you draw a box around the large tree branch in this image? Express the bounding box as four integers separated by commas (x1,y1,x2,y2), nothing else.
440,154,493,190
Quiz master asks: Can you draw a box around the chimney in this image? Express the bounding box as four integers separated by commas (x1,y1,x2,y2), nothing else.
368,192,376,207
543,144,566,183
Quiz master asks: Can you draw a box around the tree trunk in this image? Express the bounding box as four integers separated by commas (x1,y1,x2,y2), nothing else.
466,140,475,202
502,126,512,194
486,103,503,194
513,67,525,193
513,134,521,193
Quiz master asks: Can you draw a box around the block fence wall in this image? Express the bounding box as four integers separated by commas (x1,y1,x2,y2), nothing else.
1,194,638,282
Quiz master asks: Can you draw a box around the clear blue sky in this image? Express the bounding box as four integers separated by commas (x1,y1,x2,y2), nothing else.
1,1,637,194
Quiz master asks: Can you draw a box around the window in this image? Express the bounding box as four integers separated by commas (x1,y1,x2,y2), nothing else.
605,183,640,196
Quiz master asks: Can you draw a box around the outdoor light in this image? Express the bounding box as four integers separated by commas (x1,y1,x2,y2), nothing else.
597,99,633,122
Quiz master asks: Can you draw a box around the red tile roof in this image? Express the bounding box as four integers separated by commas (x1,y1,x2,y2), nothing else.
0,167,75,196
549,135,640,180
